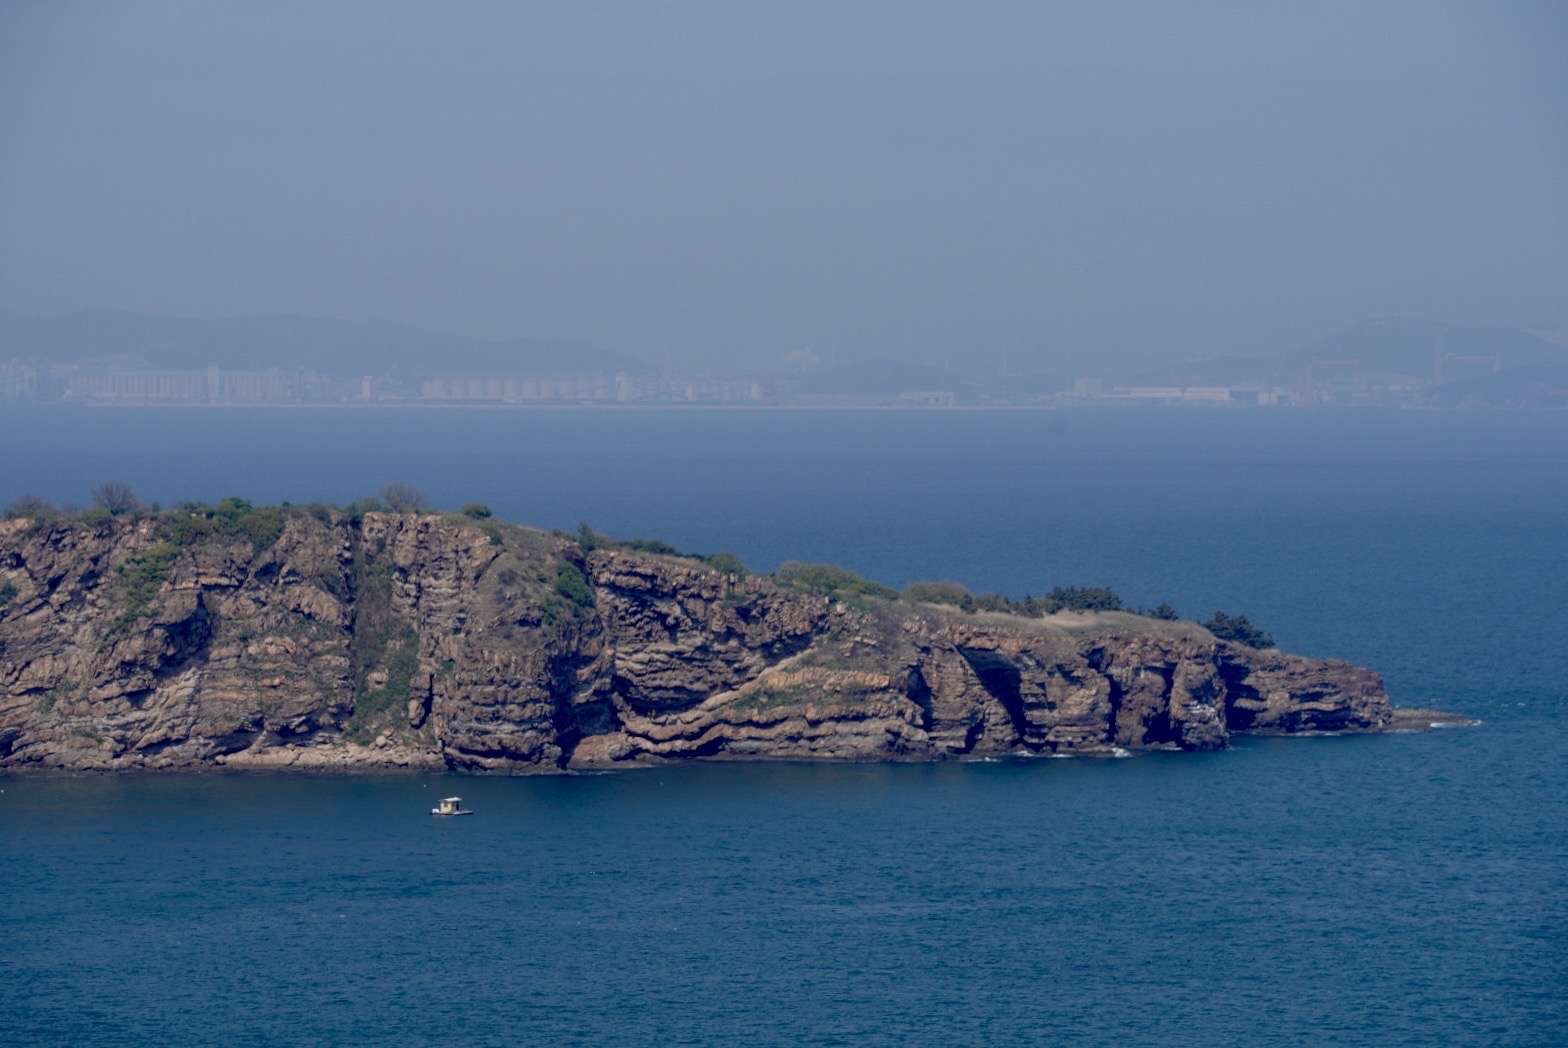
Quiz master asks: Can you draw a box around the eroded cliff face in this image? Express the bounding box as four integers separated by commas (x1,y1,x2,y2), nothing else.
0,512,1392,772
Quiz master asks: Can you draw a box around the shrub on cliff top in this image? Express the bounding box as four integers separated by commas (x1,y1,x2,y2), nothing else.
236,508,284,553
619,537,683,556
157,497,285,553
774,561,897,600
572,522,613,552
902,580,975,611
566,523,737,570
380,482,429,513
344,497,383,522
704,551,748,576
5,494,57,521
1041,586,1124,613
1203,611,1274,649
973,592,1017,614
91,480,143,516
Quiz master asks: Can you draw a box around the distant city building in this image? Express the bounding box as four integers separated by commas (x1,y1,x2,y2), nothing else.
414,373,760,405
896,390,955,407
1,362,38,400
1103,386,1233,403
64,368,211,401
54,365,322,403
419,375,618,402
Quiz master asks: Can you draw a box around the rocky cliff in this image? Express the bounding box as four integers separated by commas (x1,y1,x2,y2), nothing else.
0,510,1395,772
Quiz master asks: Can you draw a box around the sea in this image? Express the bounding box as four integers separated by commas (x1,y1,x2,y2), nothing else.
2,405,1565,1046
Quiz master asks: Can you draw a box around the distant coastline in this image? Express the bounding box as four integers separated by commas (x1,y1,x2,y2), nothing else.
41,398,1568,413
5,310,1566,410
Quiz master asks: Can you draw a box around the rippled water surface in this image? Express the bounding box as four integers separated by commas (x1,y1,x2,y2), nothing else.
3,407,1566,1045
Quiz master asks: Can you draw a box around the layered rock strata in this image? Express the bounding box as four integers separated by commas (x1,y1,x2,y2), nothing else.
0,512,1394,772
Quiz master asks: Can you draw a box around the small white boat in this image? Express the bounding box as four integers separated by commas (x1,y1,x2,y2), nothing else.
431,796,473,817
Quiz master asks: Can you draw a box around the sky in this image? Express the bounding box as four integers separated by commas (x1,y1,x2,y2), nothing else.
1,0,1564,375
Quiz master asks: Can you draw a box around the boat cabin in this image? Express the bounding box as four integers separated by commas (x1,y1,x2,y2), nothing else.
431,796,472,816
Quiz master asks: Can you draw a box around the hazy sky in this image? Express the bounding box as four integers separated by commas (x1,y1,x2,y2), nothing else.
1,1,1564,373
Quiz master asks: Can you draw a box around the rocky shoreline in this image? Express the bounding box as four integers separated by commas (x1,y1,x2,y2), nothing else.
0,509,1446,773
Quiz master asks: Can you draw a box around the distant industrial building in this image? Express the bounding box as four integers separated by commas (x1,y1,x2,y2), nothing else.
1,362,38,400
1102,386,1234,403
415,373,762,405
419,375,617,402
55,365,319,403
895,390,955,407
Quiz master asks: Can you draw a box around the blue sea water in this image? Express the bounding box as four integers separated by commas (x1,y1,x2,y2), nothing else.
2,406,1566,1045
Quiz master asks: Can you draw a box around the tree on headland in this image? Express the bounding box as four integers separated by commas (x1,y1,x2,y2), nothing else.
91,481,142,516
4,494,58,520
1043,586,1123,612
704,551,748,576
1203,611,1274,648
573,522,614,552
341,497,382,522
380,482,428,513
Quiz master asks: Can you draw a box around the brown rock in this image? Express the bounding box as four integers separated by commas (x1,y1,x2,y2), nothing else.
0,511,1414,773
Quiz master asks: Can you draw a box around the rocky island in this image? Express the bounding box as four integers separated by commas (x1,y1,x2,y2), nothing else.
0,501,1424,772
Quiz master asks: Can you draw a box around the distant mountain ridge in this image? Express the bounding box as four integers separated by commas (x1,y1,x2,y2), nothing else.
1425,364,1568,409
1135,320,1561,389
795,358,971,396
0,309,648,378
1131,318,1568,388
1278,318,1567,375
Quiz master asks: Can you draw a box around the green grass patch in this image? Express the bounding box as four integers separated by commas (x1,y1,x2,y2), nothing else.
39,678,80,714
158,497,285,554
729,685,810,714
773,561,897,600
346,557,421,741
553,562,595,611
902,580,974,610
116,542,178,627
563,521,747,573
